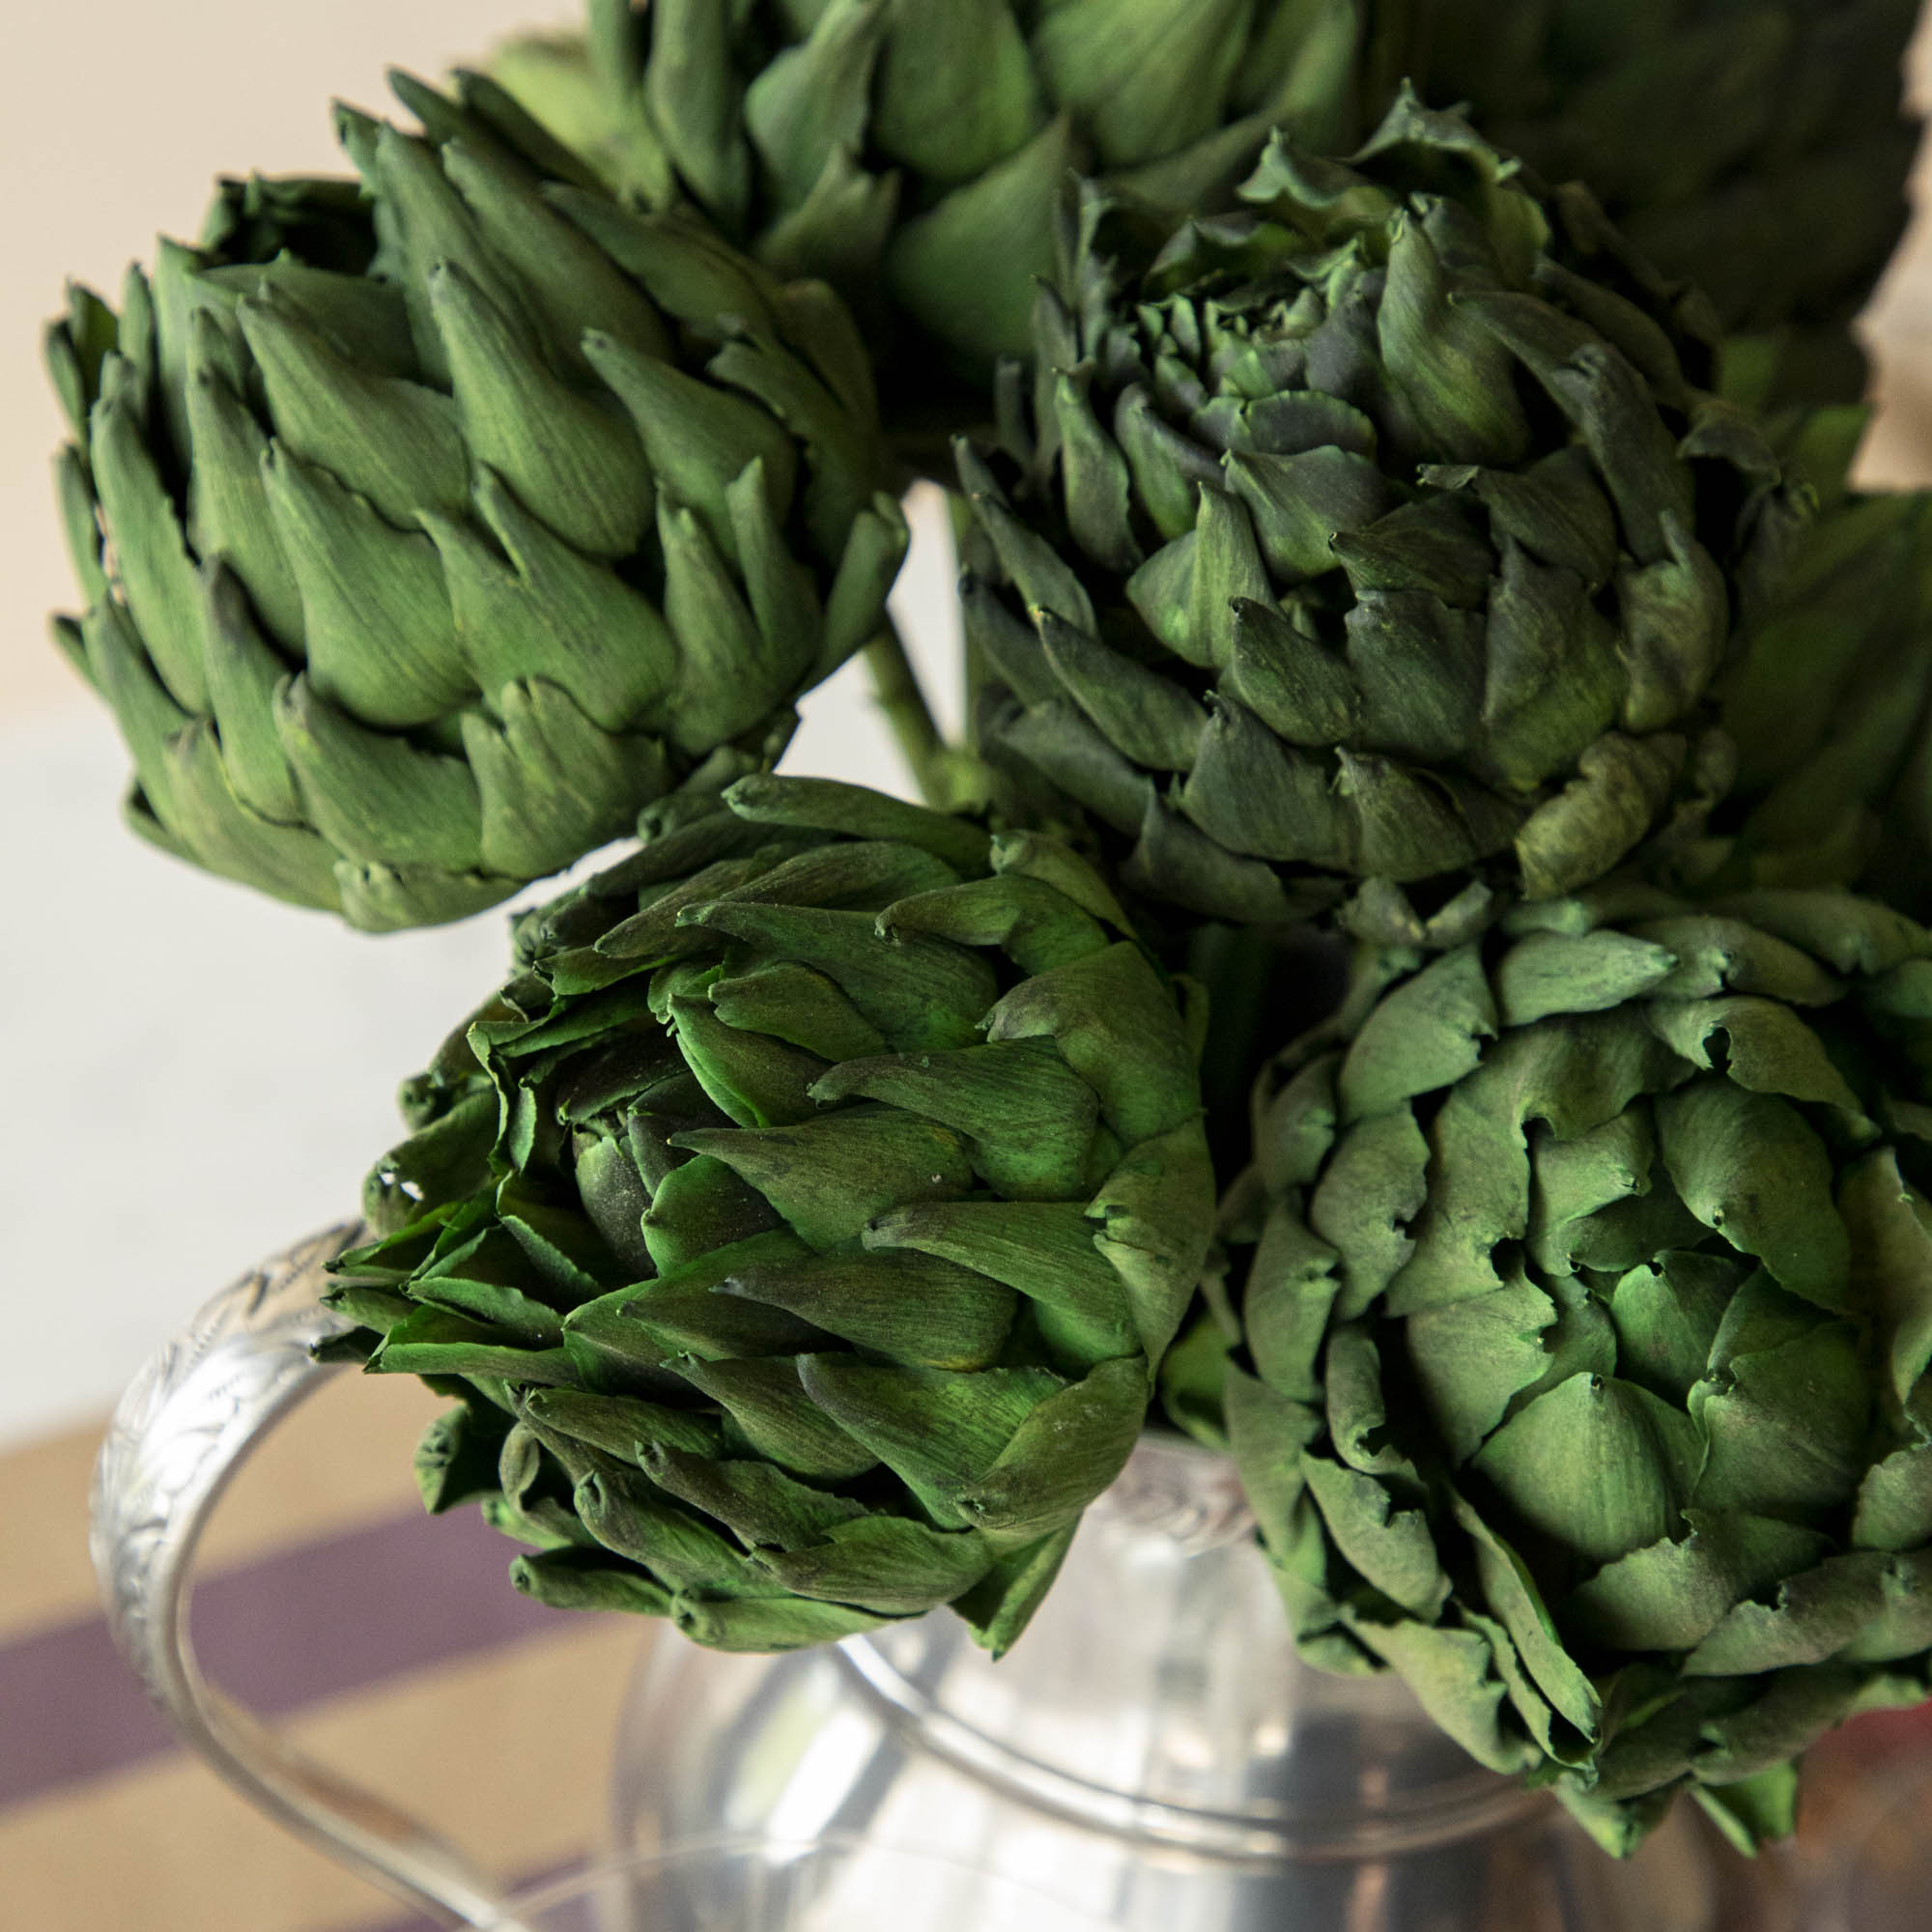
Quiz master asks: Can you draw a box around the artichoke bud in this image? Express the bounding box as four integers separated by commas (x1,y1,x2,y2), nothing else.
1411,0,1922,409
46,73,904,931
1225,880,1932,1850
960,93,1804,936
331,777,1216,1654
1703,408,1932,922
489,0,1408,377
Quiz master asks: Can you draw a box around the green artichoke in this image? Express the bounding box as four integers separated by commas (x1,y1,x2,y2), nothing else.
1413,0,1920,406
328,776,1215,1652
1701,401,1932,917
958,93,1803,941
1218,881,1932,1852
47,72,907,931
491,0,1416,372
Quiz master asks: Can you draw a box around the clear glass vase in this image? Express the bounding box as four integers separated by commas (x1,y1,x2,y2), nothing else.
611,1434,1796,1932
494,1836,1115,1931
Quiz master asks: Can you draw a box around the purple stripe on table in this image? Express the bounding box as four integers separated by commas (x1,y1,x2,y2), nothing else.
0,1504,583,1807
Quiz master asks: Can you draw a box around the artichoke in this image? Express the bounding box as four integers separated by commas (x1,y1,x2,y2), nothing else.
328,776,1215,1652
1701,401,1932,917
491,0,1416,372
46,72,907,931
1218,881,1932,1851
958,93,1803,941
1413,0,1920,406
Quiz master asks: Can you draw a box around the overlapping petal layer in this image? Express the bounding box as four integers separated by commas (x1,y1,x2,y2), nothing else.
1703,404,1932,917
329,777,1215,1651
958,95,1802,939
1415,0,1921,405
47,72,906,929
1219,883,1932,1850
492,0,1414,371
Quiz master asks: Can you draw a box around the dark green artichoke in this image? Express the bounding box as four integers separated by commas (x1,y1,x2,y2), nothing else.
959,93,1803,941
47,72,906,931
491,0,1416,372
1413,0,1921,406
1701,402,1932,917
1217,881,1932,1852
328,776,1215,1652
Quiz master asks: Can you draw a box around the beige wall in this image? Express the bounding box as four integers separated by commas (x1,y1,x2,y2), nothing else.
1854,7,1932,486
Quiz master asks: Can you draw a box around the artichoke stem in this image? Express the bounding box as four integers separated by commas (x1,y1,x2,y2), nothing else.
863,623,988,812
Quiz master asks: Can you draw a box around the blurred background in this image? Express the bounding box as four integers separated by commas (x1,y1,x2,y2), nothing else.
1,4,1929,1927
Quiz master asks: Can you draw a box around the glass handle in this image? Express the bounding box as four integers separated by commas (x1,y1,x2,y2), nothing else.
88,1224,515,1929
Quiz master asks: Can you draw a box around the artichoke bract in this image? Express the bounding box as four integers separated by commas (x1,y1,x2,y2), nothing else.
493,0,1415,372
328,777,1215,1652
1414,0,1920,406
1220,882,1932,1852
1703,404,1932,917
958,94,1803,945
47,72,907,931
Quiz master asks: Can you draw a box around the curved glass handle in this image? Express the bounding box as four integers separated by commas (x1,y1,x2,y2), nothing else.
88,1224,517,1929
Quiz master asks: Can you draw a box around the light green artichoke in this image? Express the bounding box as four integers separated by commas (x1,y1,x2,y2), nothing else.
327,776,1215,1652
1216,881,1932,1852
490,0,1417,373
1412,0,1920,406
47,72,907,931
959,94,1803,942
1699,401,1932,918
